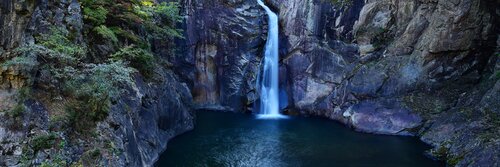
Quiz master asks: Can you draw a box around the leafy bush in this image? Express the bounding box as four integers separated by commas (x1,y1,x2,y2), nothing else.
40,156,67,167
80,148,102,166
155,2,183,24
31,133,58,152
81,0,109,26
7,104,25,118
64,61,134,131
109,27,143,45
14,45,77,66
138,2,184,39
111,46,154,78
36,27,86,58
0,55,37,68
94,25,118,43
82,0,183,39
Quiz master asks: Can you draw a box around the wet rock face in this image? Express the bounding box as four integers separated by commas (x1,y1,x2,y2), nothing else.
272,0,498,125
176,0,266,111
343,100,422,135
185,0,498,165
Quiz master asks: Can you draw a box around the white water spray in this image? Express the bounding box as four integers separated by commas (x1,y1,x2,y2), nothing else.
256,0,287,119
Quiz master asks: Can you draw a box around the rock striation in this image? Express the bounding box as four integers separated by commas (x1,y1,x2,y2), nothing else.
0,0,194,166
0,0,498,166
182,0,499,166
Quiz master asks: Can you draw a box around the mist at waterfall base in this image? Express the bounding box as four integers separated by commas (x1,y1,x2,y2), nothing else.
255,0,287,119
155,111,444,167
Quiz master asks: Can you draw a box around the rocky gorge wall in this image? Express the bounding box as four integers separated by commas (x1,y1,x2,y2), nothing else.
0,0,194,166
173,0,267,111
182,0,499,166
0,0,498,166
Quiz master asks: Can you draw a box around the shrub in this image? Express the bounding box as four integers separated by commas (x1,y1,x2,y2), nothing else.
80,148,102,166
64,61,134,132
131,1,183,39
14,45,77,66
31,133,58,152
94,25,118,43
111,46,154,78
109,27,141,43
40,154,67,167
0,55,37,68
7,104,26,118
81,0,110,26
36,27,86,58
155,2,182,24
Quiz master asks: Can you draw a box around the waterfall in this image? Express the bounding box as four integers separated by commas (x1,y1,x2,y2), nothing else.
256,0,287,119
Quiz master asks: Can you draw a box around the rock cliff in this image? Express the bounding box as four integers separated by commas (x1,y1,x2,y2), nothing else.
174,0,267,111
0,0,194,166
183,0,499,166
0,0,498,166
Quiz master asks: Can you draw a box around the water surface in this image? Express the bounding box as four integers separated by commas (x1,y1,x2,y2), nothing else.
156,111,443,167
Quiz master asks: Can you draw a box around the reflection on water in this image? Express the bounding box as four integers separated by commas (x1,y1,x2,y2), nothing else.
155,111,444,167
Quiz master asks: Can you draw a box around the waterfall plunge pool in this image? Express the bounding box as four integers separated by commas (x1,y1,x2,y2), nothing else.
155,111,444,167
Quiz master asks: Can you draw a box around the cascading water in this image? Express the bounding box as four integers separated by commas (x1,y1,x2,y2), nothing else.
256,0,287,119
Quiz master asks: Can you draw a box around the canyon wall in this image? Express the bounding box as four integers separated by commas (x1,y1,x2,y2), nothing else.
184,0,499,166
0,0,498,166
0,0,194,166
174,0,266,111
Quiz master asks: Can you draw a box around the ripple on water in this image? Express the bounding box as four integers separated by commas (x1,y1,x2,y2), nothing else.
155,111,444,167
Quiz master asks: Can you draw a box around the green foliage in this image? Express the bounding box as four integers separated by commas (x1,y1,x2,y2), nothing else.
447,155,464,166
94,25,118,43
17,87,31,100
105,141,121,155
1,55,37,68
155,2,183,24
89,148,101,157
8,0,183,135
111,46,154,78
109,27,140,43
144,21,183,39
14,45,77,66
58,140,67,149
81,0,109,25
64,61,134,132
7,104,25,118
82,0,183,41
26,27,134,132
140,2,184,39
40,154,67,167
31,133,58,152
36,27,86,58
80,148,102,166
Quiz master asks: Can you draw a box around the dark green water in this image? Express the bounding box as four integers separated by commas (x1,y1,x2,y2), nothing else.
156,111,443,167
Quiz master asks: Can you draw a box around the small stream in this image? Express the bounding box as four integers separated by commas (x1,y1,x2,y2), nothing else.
155,111,443,167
